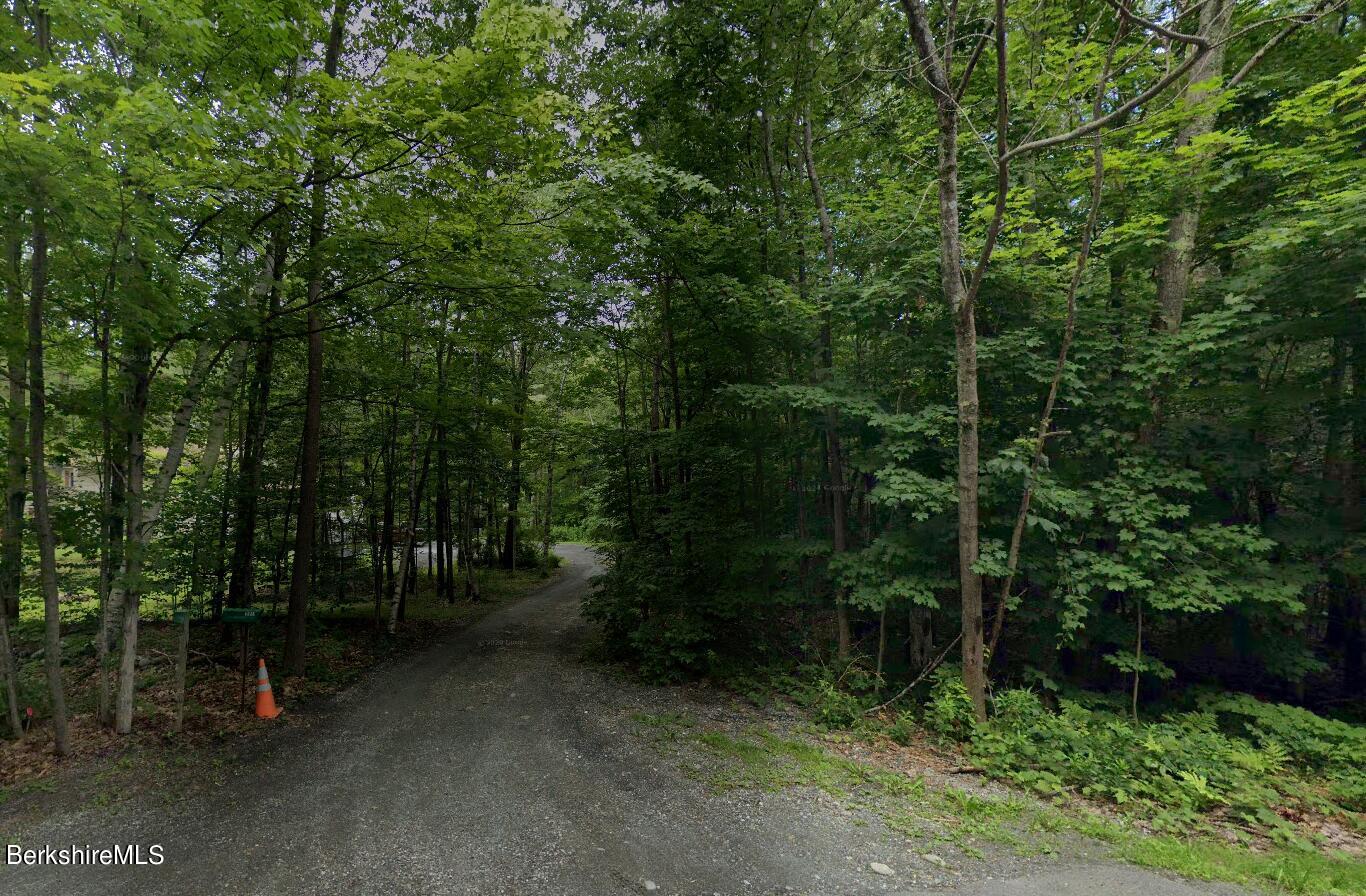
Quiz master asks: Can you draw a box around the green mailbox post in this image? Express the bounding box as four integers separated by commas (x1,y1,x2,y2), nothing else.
222,607,260,712
221,607,259,624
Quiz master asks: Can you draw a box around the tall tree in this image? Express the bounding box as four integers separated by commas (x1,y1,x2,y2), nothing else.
22,0,68,755
501,341,531,570
285,0,349,677
2,228,23,626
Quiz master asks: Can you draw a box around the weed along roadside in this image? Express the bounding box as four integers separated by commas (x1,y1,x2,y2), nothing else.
626,699,1365,896
610,656,1366,896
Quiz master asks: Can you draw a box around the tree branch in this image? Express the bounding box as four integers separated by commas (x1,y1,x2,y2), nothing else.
988,23,1118,661
1004,42,1208,162
1227,0,1345,89
963,0,1009,313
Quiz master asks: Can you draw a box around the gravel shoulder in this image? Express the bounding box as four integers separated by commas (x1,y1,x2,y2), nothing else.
0,545,1245,895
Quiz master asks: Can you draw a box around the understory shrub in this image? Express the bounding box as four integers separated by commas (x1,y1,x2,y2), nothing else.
924,666,977,742
776,662,1366,844
795,669,871,727
963,688,1364,839
583,540,796,681
787,663,884,727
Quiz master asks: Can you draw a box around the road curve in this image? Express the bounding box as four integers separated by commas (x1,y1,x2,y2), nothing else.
1,546,1235,896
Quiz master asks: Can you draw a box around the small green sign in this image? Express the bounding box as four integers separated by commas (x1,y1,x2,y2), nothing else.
172,610,190,624
221,607,260,624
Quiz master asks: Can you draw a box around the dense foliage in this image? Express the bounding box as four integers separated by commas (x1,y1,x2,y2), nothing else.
560,0,1365,728
946,682,1366,836
1,0,587,747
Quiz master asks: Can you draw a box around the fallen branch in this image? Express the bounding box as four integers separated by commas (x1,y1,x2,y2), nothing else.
149,647,231,669
864,632,962,716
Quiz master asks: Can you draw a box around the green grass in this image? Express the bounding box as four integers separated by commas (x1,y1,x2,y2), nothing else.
631,715,1365,896
0,776,57,808
1116,835,1366,896
691,727,925,799
630,711,696,745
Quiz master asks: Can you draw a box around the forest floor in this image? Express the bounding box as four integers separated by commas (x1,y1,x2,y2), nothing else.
0,544,1257,896
0,556,559,806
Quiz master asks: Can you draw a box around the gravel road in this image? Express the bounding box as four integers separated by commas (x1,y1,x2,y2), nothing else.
1,545,1240,896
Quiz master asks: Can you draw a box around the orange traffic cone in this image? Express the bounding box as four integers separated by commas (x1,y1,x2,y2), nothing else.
254,658,283,719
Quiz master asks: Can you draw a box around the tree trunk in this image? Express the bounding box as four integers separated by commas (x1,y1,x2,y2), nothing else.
613,334,639,539
0,609,19,737
436,429,449,600
0,213,17,704
196,338,250,493
112,336,150,736
271,442,301,615
389,422,434,634
435,322,453,602
463,345,484,599
381,401,397,618
908,604,933,670
95,296,117,724
0,229,18,730
501,342,529,570
425,495,433,578
661,279,683,462
188,334,250,606
543,384,560,566
800,111,852,659
2,227,24,625
649,356,664,496
462,469,480,601
284,0,346,677
1153,0,1233,334
951,302,987,721
227,238,285,614
28,199,69,755
358,412,382,624
111,338,216,733
900,0,990,721
284,264,324,672
1,234,21,725
1340,337,1364,692
211,434,235,622
441,400,456,598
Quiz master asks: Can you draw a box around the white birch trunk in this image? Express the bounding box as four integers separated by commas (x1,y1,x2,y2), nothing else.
112,340,219,733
